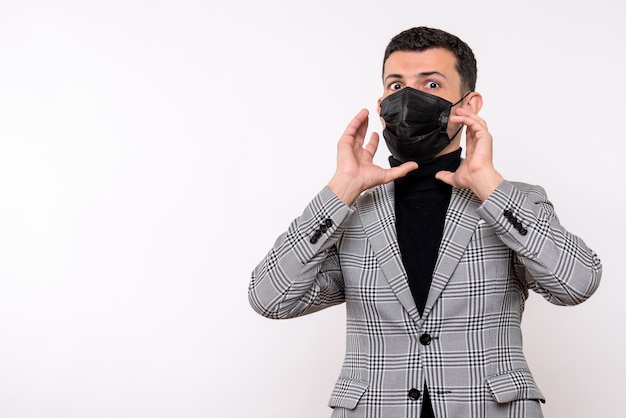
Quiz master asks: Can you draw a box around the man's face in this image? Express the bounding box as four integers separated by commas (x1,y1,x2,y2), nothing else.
379,48,463,104
378,48,466,150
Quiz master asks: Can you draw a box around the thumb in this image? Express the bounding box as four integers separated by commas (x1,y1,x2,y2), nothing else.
385,161,418,183
435,170,455,186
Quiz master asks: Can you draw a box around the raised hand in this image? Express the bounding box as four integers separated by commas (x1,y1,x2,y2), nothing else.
435,106,504,201
327,109,418,205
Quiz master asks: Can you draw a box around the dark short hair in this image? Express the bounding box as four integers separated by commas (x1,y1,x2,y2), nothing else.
382,27,478,94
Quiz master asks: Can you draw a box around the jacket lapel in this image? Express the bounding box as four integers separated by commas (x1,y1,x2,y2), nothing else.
356,183,421,323
421,187,482,319
356,184,482,323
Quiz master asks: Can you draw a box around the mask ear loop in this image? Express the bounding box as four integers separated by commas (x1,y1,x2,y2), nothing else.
448,125,464,141
447,91,472,141
451,91,472,107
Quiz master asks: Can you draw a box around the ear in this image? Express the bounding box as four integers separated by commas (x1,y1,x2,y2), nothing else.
465,91,483,114
376,96,386,127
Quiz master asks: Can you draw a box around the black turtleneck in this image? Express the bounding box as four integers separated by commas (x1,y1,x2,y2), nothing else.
390,149,462,316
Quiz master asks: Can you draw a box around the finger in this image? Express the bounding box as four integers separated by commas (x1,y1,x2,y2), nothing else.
450,115,488,147
341,109,369,141
434,170,455,186
449,115,487,131
450,108,488,130
454,106,481,119
363,132,380,156
384,161,418,182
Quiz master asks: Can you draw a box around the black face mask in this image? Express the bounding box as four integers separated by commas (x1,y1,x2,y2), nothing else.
379,87,468,163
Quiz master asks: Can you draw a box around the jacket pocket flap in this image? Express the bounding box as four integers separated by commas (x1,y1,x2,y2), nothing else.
485,369,545,404
328,378,369,410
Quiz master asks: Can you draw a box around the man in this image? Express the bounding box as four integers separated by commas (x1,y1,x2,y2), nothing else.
248,27,601,418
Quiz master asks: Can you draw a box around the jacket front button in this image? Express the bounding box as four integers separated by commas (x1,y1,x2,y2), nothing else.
408,388,421,400
419,333,432,345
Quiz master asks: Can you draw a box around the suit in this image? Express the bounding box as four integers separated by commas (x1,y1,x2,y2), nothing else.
249,180,601,417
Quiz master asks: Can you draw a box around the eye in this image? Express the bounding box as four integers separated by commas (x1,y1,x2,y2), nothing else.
389,82,403,91
425,81,440,89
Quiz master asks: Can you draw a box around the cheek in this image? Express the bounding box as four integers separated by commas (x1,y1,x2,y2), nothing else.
446,122,463,139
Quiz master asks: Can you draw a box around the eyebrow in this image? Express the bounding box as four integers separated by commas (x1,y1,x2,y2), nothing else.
384,71,447,83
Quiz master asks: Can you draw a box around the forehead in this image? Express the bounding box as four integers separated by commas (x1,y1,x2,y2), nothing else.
383,48,459,81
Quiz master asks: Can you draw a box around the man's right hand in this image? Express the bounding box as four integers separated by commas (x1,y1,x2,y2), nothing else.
327,109,418,205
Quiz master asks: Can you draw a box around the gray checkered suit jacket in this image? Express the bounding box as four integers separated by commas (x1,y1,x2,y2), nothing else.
249,180,601,418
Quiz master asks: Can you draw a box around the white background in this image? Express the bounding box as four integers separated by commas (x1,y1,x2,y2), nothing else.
1,1,624,417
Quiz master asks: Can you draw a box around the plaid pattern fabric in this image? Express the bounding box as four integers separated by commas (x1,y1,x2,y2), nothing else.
249,181,602,418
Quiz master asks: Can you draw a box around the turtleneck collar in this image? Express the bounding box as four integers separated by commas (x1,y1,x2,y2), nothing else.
390,148,462,192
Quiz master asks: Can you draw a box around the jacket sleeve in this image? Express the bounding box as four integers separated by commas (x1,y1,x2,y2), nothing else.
476,180,602,306
248,187,355,319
